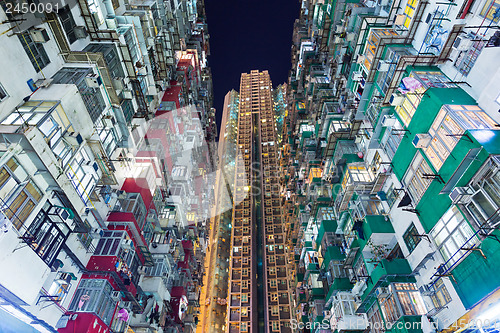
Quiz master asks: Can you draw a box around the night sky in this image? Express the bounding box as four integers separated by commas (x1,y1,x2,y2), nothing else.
204,0,301,136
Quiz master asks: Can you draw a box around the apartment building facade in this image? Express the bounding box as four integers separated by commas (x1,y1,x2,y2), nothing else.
283,0,500,332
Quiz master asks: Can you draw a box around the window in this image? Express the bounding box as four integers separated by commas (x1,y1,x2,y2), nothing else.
270,279,277,287
386,184,398,208
454,38,486,76
0,83,8,102
479,0,500,23
68,279,117,325
18,32,50,72
145,257,168,276
367,302,384,333
403,152,433,204
465,156,500,227
430,206,478,268
429,278,452,308
0,158,43,229
58,5,78,44
271,306,279,315
402,0,419,28
371,151,382,171
77,219,94,250
241,294,248,303
272,321,279,331
403,223,421,253
241,322,248,332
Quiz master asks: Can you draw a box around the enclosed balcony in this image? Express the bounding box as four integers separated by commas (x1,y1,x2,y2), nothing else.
85,230,143,306
375,283,427,331
330,292,369,331
58,279,118,332
335,161,375,214
356,215,398,272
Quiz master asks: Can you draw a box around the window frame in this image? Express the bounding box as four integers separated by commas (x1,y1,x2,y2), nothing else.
18,32,50,72
403,223,422,253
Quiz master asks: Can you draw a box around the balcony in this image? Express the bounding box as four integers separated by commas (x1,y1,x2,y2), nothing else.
330,293,369,331
356,215,397,272
356,258,414,312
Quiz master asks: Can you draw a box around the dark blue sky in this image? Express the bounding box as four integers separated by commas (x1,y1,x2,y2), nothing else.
204,0,301,135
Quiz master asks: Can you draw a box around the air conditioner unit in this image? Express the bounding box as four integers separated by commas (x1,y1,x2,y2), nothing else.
381,115,397,127
352,71,363,81
137,266,148,275
334,36,342,44
122,90,133,100
377,60,391,72
30,28,50,43
102,115,116,128
346,33,355,42
352,279,367,295
111,291,121,301
121,239,134,250
74,26,88,39
122,301,132,310
85,74,102,88
453,36,473,51
389,92,405,106
63,132,83,146
449,187,474,204
412,133,432,148
336,25,344,33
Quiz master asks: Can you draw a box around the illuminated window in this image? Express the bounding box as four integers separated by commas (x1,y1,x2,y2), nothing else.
402,152,433,204
403,223,421,253
0,158,42,229
403,0,419,28
430,206,478,268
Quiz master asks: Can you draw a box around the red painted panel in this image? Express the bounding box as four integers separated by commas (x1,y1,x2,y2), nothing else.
57,313,110,333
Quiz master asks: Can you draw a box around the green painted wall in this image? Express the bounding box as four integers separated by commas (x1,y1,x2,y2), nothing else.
452,230,500,309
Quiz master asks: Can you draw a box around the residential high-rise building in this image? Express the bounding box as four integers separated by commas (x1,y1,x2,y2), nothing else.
224,70,293,333
282,0,500,332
